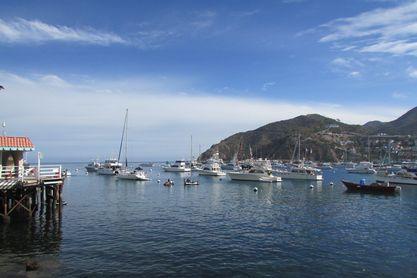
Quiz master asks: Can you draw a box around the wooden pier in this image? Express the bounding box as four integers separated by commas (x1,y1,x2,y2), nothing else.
0,136,64,223
0,168,64,223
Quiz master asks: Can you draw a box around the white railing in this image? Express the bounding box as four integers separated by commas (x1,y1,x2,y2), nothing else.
0,165,62,181
0,166,24,180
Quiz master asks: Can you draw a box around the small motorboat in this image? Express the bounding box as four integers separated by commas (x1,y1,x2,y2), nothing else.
164,179,174,187
342,180,400,194
184,178,199,186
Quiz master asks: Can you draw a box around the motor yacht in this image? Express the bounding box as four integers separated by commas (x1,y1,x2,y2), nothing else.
85,161,101,172
97,159,123,175
228,159,281,182
346,161,376,174
376,170,417,185
278,165,323,180
199,160,226,176
163,160,191,172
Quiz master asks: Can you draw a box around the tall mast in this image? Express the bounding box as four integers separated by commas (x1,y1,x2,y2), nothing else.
125,109,128,167
298,133,301,162
190,135,193,163
117,109,128,164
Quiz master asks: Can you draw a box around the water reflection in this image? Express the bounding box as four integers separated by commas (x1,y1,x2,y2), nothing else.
0,208,62,276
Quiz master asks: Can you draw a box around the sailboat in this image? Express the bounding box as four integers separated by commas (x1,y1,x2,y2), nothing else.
117,109,150,181
184,135,199,185
277,134,322,181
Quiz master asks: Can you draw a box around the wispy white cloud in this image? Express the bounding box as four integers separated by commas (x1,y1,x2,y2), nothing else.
407,66,417,78
0,18,126,45
262,81,276,91
319,1,417,56
349,71,361,78
331,57,364,69
392,91,408,99
0,70,408,161
330,57,364,78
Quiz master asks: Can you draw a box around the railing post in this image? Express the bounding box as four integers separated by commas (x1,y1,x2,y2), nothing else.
37,152,41,182
59,165,62,179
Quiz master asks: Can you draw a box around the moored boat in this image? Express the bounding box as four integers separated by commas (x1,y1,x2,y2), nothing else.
198,160,226,176
376,170,417,186
85,161,101,172
342,180,400,194
184,178,199,185
346,161,376,174
278,165,323,181
97,159,122,175
163,160,191,172
228,160,281,182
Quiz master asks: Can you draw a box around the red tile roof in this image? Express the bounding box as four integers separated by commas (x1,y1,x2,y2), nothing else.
0,136,34,150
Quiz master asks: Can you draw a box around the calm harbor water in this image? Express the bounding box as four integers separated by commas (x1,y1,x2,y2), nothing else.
1,163,417,277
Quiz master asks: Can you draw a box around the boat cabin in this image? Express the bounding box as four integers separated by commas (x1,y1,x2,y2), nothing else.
0,136,34,179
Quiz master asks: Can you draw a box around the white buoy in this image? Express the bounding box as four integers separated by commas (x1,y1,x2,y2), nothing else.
253,187,258,192
157,179,161,183
330,182,334,186
310,184,314,189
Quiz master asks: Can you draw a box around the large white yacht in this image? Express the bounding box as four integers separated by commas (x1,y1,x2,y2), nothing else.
228,159,281,182
199,161,226,176
278,165,323,181
346,161,376,174
85,160,101,173
97,159,123,175
163,160,191,172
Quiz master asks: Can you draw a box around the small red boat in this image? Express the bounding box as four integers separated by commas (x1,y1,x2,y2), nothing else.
342,180,400,194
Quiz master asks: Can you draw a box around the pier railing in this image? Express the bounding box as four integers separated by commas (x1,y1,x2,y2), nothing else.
0,165,62,181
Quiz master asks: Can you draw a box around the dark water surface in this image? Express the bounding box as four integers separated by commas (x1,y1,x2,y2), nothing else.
1,163,417,277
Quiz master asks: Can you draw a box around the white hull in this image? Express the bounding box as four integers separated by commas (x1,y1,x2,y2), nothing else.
199,170,226,176
163,167,191,172
376,176,417,185
347,169,376,174
117,173,149,181
228,172,281,182
85,166,98,172
97,168,117,175
279,171,323,181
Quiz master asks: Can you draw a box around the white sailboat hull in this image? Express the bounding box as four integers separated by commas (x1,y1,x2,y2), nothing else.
117,172,149,181
228,172,281,182
97,168,117,175
279,171,323,181
163,167,191,172
198,170,226,176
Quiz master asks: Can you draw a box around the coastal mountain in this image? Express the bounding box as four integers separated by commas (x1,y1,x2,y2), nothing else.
365,106,417,135
200,107,417,162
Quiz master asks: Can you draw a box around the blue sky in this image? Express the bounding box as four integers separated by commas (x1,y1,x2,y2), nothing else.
1,0,417,161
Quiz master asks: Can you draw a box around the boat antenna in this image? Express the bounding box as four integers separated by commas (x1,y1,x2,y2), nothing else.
298,133,301,162
117,109,128,164
190,135,193,163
